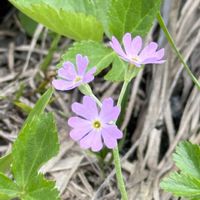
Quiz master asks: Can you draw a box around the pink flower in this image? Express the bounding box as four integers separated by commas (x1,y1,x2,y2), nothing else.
68,96,123,152
52,54,96,91
110,33,165,67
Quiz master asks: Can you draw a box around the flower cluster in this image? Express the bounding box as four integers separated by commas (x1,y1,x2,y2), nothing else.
53,33,165,152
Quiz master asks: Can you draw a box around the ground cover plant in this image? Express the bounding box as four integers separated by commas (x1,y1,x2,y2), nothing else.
0,0,199,199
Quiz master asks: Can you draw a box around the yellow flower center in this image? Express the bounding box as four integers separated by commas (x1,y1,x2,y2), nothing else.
92,120,101,129
132,57,139,62
74,76,82,83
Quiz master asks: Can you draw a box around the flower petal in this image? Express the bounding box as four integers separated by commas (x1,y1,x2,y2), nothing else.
68,117,91,128
122,33,132,56
101,128,117,149
103,125,123,139
110,36,127,58
91,131,103,152
71,96,98,120
139,42,158,60
131,36,142,56
155,48,165,60
82,96,99,116
76,54,89,76
69,127,92,141
79,130,96,149
83,67,96,83
52,79,78,91
141,58,166,64
58,61,76,80
99,98,120,123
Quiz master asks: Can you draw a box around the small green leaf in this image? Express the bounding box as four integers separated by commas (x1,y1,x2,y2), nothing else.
14,101,32,114
60,41,114,74
12,113,59,188
108,0,161,39
10,0,103,41
104,55,127,81
160,141,200,199
173,141,200,179
160,172,200,198
0,173,19,199
0,154,12,173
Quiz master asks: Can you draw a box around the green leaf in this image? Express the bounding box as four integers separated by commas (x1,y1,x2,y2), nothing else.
0,173,19,199
160,141,200,199
160,172,200,198
92,0,112,37
0,88,59,199
7,88,53,169
108,0,161,39
173,141,200,179
104,55,127,81
23,174,59,200
0,194,10,200
10,0,103,41
60,40,114,74
0,154,12,173
14,101,32,114
12,113,59,189
22,87,53,126
41,0,96,15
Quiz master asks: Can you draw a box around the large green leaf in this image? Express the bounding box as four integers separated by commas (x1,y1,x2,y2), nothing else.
19,88,53,135
0,194,10,200
23,174,59,200
92,0,112,37
12,113,59,189
0,173,19,199
60,41,115,74
160,173,200,198
0,88,59,199
0,89,53,174
108,0,161,39
173,141,200,179
13,0,95,14
10,0,103,41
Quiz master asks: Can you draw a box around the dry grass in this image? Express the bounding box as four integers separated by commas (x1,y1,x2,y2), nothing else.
0,0,200,199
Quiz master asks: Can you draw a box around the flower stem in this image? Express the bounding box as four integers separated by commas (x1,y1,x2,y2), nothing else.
84,80,129,199
79,84,102,107
112,146,128,200
90,93,102,107
157,12,200,90
117,81,129,107
112,80,129,200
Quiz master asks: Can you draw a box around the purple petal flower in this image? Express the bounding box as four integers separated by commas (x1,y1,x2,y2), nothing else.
110,33,165,67
52,54,96,91
68,96,122,152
